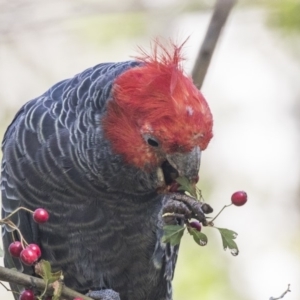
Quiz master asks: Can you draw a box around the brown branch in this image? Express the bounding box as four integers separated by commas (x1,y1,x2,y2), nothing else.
0,266,93,300
192,0,237,88
270,284,291,300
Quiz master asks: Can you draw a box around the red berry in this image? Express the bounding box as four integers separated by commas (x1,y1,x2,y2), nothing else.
193,175,199,183
19,289,35,300
8,241,23,258
231,191,247,206
169,182,180,193
73,298,83,300
189,221,202,231
27,244,42,258
20,248,38,265
33,208,49,224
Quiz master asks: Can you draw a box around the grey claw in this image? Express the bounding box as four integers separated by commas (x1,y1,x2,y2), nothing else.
201,203,213,214
163,193,214,225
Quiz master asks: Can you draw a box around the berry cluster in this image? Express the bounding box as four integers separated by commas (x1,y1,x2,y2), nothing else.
7,189,249,299
9,242,41,265
0,208,48,300
2,207,87,300
19,288,83,300
7,208,48,266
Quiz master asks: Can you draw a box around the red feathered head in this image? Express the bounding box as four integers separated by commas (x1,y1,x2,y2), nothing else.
103,41,213,170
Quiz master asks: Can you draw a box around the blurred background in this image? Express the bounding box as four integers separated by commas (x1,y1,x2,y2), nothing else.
1,0,300,299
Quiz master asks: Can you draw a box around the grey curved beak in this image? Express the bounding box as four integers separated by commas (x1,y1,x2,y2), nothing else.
166,146,201,182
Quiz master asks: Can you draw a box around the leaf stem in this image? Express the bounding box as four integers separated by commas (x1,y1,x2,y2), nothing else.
208,203,232,225
0,207,34,224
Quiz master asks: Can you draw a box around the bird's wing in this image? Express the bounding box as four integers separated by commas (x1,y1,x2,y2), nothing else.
1,61,141,279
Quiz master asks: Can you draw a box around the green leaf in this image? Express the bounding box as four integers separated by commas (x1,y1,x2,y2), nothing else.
40,260,52,281
176,176,197,198
35,260,63,284
187,227,208,246
216,228,239,256
52,280,63,300
51,270,63,282
162,225,185,246
0,246,3,257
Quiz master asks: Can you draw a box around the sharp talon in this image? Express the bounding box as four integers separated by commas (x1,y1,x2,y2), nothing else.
162,193,214,227
201,203,213,214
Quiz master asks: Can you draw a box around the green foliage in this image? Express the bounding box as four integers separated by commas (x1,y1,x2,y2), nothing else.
74,12,147,45
216,228,239,256
182,0,213,12
176,176,197,197
35,259,63,284
243,0,300,33
162,177,239,256
173,235,240,300
162,225,185,246
267,0,300,33
187,227,208,246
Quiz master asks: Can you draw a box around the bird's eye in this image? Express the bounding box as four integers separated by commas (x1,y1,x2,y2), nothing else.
147,138,159,147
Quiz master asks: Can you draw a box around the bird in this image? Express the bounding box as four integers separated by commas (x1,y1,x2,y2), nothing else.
1,40,213,300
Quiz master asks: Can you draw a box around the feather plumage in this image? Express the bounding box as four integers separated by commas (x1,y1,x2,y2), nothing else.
1,42,213,300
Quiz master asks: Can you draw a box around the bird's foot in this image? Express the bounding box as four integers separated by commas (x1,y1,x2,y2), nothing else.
86,289,120,300
162,193,213,226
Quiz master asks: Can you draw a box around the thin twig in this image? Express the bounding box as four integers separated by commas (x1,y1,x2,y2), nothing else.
208,203,232,225
0,281,12,292
270,284,291,300
192,0,237,88
0,266,93,300
0,207,33,223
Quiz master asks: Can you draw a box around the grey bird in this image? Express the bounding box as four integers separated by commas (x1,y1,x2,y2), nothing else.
1,43,213,300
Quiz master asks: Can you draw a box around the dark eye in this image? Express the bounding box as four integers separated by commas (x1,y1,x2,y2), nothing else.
147,138,159,147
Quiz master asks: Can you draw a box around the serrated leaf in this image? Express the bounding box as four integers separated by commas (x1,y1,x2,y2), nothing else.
176,176,197,198
187,227,208,246
51,270,63,282
35,260,51,280
35,260,63,283
216,228,239,256
162,225,185,246
0,246,3,257
52,280,63,300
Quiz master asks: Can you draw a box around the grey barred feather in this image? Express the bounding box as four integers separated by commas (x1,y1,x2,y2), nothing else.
1,61,178,300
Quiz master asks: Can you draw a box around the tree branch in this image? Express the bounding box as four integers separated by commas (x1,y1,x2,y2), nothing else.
0,266,93,300
192,0,237,88
269,284,291,300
